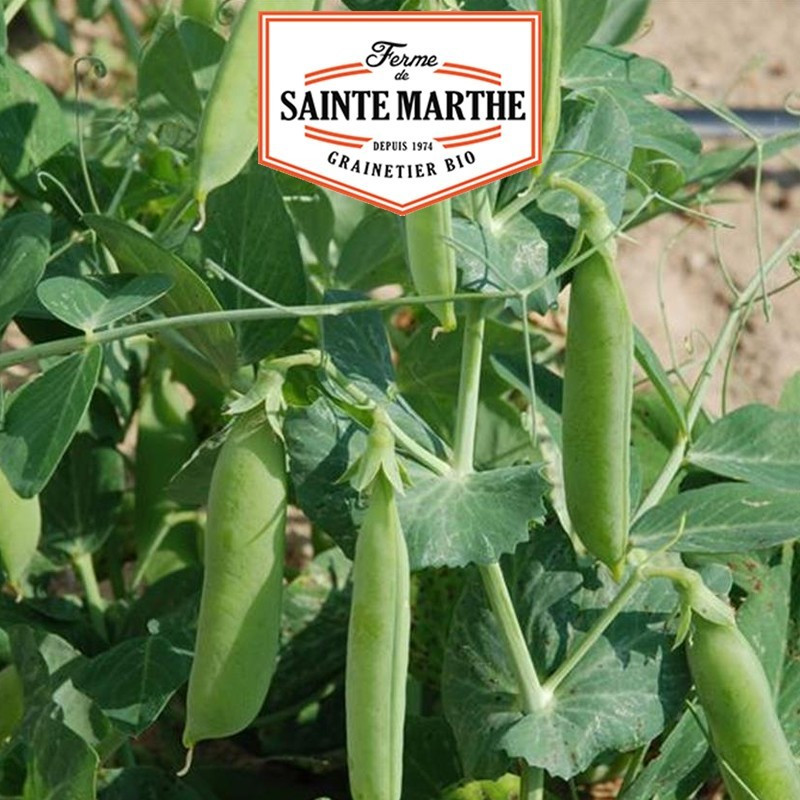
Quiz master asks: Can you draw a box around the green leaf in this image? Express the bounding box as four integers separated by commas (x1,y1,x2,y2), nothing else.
779,372,800,411
619,707,713,800
688,405,800,490
443,529,689,780
633,328,686,435
611,90,700,172
592,0,651,45
403,717,463,800
24,0,72,54
561,0,608,66
37,273,173,331
276,173,335,268
138,13,202,123
631,484,800,553
40,434,125,559
23,713,99,800
200,164,306,364
72,636,193,736
0,61,71,192
84,215,237,382
0,211,51,331
398,466,548,568
732,549,793,691
335,209,406,290
0,348,103,498
266,549,351,713
564,45,671,96
453,213,556,313
539,88,634,226
321,292,447,457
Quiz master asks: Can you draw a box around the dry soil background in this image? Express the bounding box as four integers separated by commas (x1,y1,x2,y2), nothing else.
620,0,800,412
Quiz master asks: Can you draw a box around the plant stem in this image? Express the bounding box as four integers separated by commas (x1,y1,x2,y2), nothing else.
633,229,800,519
319,354,452,476
450,295,551,770
544,569,644,694
519,761,545,800
0,290,520,373
480,563,551,711
73,552,108,640
452,302,485,475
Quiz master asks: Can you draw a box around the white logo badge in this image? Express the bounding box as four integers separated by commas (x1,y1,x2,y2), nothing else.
258,11,542,215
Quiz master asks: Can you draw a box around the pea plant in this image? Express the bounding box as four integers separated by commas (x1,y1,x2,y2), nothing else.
1,0,800,798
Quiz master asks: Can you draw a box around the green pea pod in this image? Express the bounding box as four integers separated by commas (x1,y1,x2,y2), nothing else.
0,665,24,742
182,414,286,755
556,177,632,579
346,474,410,800
194,0,315,220
403,199,457,332
687,616,800,799
134,356,197,583
0,467,41,596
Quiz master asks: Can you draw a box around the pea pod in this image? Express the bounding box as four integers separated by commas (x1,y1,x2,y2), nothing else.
194,0,315,219
554,176,632,578
346,474,410,800
0,467,41,596
0,665,24,741
403,199,457,332
687,615,800,799
182,414,286,754
134,356,197,584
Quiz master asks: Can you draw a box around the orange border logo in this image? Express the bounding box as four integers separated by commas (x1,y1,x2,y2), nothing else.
258,11,542,215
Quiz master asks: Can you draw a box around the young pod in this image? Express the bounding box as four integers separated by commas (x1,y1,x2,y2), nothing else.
193,0,314,218
0,467,41,595
135,358,197,582
686,616,800,799
0,665,24,741
559,184,632,578
182,415,286,752
404,199,457,332
346,475,410,800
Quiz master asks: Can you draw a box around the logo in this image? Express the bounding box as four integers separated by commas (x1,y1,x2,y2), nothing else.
258,11,541,215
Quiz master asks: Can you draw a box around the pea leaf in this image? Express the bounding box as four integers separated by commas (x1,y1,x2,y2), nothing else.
0,61,71,192
0,211,51,331
592,0,651,46
561,0,608,66
200,164,307,364
0,347,103,498
40,434,125,560
335,209,406,290
619,707,713,800
564,45,671,96
397,466,548,568
453,212,555,313
37,273,173,331
442,529,690,780
23,713,99,800
631,484,800,553
71,636,193,736
85,215,237,383
688,405,800,490
539,88,634,227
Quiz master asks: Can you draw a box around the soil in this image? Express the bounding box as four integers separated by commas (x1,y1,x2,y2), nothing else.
620,0,800,412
